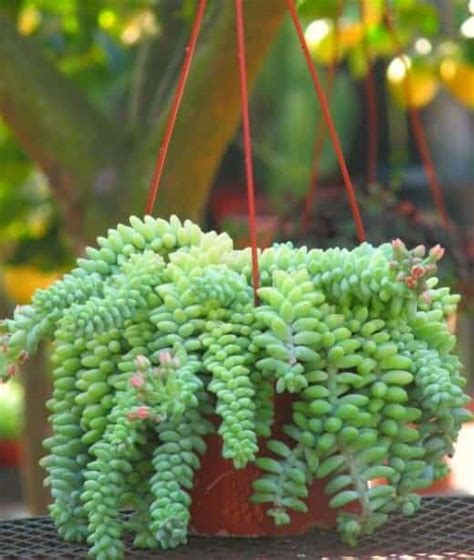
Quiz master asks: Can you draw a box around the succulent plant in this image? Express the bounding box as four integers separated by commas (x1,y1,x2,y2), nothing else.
0,215,471,559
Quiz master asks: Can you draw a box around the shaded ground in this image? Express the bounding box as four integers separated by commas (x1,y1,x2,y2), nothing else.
0,497,473,559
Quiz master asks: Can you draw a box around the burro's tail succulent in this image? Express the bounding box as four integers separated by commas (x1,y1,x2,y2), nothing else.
0,217,471,558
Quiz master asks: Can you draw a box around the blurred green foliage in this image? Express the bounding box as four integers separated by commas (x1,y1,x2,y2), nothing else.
252,18,358,208
0,0,472,271
0,0,171,268
298,0,468,37
0,359,23,438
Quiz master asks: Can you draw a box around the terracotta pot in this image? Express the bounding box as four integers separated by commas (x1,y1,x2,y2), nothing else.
0,439,22,467
189,393,337,537
416,471,454,495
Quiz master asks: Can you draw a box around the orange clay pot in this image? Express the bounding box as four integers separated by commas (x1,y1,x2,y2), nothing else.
189,393,337,537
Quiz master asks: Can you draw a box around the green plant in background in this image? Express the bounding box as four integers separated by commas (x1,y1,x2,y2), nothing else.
0,0,289,250
1,216,471,558
251,18,358,208
297,0,473,104
0,354,23,440
0,123,69,269
281,183,473,304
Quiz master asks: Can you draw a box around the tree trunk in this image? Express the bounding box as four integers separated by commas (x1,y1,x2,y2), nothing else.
0,3,287,244
19,344,52,515
0,13,119,244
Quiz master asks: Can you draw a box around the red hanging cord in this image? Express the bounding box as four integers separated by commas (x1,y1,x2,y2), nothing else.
302,2,342,228
359,0,379,187
145,0,208,215
235,0,260,305
287,0,366,243
384,4,451,230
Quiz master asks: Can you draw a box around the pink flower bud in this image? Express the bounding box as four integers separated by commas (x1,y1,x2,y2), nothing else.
127,406,151,421
421,290,432,304
130,374,145,389
159,351,173,365
411,265,425,279
405,276,415,289
7,364,17,377
392,238,407,258
429,244,445,262
135,406,150,420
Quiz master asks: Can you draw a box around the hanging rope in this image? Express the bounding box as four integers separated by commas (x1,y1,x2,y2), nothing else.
359,0,379,187
145,0,208,215
235,0,260,304
287,0,366,243
302,1,343,228
383,3,451,230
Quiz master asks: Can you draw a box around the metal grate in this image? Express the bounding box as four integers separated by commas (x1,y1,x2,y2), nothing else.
0,497,473,559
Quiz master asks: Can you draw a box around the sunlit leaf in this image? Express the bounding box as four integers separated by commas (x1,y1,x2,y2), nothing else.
297,0,341,21
17,5,42,35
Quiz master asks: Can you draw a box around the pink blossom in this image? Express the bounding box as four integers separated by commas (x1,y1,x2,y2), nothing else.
159,351,173,365
421,290,432,304
429,244,445,262
135,406,150,420
7,364,17,377
130,374,145,389
127,406,151,421
392,238,407,258
411,266,425,279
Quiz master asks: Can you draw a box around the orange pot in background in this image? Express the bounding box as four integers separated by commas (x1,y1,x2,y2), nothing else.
189,393,337,537
209,184,279,249
0,439,22,468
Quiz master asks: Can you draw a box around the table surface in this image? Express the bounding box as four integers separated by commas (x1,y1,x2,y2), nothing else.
0,497,473,559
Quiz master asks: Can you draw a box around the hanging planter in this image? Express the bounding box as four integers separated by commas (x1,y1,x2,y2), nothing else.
0,1,470,559
0,216,471,559
190,393,337,537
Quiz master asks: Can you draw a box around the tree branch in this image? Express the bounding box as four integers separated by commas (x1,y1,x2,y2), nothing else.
125,0,288,223
0,12,121,242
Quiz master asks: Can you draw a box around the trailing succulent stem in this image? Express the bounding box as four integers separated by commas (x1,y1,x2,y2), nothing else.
0,217,471,558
